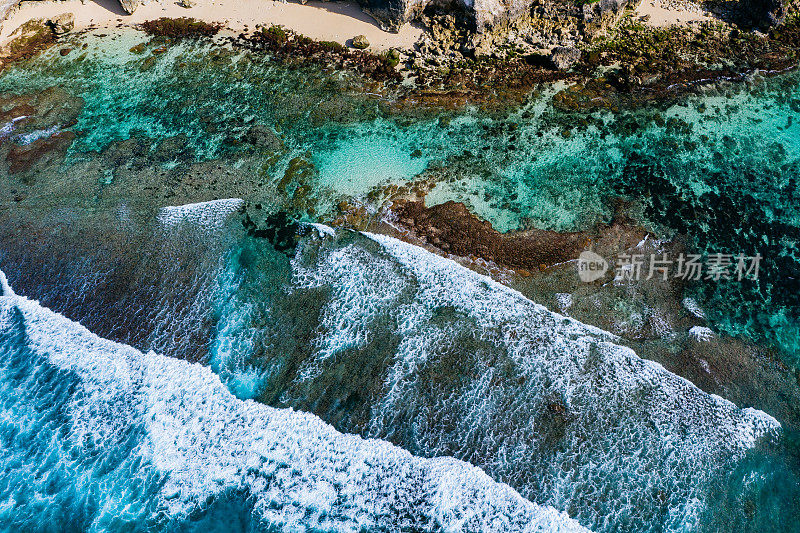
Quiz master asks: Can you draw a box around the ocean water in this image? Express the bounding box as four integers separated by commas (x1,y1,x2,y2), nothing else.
2,27,800,532
0,276,590,532
2,200,798,532
4,29,799,361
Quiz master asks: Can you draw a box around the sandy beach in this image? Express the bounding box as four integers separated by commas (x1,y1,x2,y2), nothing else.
0,0,423,50
635,0,715,27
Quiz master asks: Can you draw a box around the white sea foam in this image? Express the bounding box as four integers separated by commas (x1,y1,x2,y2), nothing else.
0,271,12,297
15,125,59,145
157,198,244,228
0,116,26,138
555,293,573,313
281,230,781,531
690,326,715,342
683,297,707,319
308,222,337,237
0,285,589,532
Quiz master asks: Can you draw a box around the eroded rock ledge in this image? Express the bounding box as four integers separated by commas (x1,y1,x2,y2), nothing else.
392,198,590,270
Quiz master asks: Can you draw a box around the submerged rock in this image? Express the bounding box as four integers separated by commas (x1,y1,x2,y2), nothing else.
6,130,76,176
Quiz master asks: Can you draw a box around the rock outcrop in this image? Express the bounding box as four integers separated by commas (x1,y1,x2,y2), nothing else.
0,0,19,31
549,45,581,70
740,0,788,27
118,0,140,14
47,12,74,35
582,0,642,39
351,33,370,48
360,0,539,33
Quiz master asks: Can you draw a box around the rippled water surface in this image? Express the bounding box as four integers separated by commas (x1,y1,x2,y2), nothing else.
1,28,800,532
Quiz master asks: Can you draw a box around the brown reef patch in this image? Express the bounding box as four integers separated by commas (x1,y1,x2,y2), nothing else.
389,197,649,274
0,87,84,131
0,104,35,124
392,199,590,270
6,131,76,176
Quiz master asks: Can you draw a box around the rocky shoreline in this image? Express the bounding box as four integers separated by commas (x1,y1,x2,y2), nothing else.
3,59,800,439
1,0,799,110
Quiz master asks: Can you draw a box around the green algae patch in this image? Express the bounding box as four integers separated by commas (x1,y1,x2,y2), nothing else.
260,25,289,47
319,40,345,53
382,48,401,67
0,19,57,67
129,42,147,54
140,17,222,38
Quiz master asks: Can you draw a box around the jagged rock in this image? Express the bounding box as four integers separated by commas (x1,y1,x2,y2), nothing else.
47,12,74,35
0,0,21,31
118,0,139,15
359,0,417,32
749,0,785,26
360,0,537,34
583,0,643,38
471,0,536,33
179,0,195,7
549,46,581,70
351,34,370,49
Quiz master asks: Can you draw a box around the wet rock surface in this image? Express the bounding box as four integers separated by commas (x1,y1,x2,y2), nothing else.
0,18,56,66
392,198,590,270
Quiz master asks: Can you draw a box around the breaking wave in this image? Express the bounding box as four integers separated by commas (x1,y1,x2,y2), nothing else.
211,227,781,532
0,201,788,532
0,277,588,532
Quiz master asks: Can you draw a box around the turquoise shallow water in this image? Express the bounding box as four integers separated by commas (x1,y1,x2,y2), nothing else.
2,28,800,532
6,29,795,364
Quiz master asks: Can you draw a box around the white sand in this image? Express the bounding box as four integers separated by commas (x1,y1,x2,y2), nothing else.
635,0,714,27
1,0,423,51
